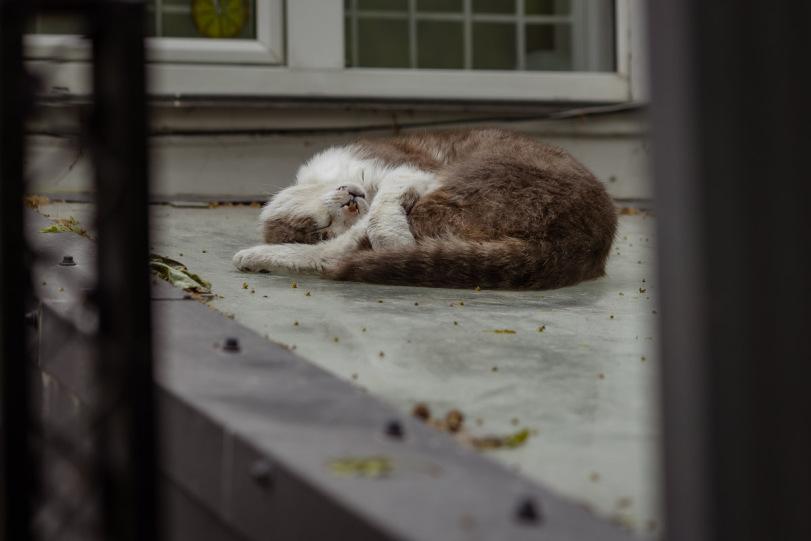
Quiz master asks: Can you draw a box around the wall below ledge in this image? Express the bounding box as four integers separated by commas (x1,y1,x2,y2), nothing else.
27,105,651,202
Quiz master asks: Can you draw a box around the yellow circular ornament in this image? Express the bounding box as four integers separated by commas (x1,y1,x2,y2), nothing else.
191,0,249,39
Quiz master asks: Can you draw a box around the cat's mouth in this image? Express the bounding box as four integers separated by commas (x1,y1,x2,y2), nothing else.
341,192,366,215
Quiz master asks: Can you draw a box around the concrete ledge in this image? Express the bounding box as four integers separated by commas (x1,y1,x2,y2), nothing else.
28,210,635,541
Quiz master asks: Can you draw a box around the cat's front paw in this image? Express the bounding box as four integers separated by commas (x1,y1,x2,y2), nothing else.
233,245,273,272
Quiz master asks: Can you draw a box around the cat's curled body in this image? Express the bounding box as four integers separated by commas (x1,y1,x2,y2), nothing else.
233,128,617,290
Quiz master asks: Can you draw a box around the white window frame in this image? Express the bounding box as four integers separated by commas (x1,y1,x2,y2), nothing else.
24,0,284,64
28,0,648,104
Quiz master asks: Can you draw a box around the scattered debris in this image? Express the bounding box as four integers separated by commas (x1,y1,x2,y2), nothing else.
378,351,385,358
291,281,297,288
412,403,431,421
242,282,249,289
639,287,647,293
445,410,464,433
487,329,516,334
328,456,393,478
333,336,339,343
305,291,311,296
453,321,458,326
491,366,499,372
40,216,90,238
149,254,211,293
598,373,606,380
537,325,546,332
412,405,531,451
24,195,50,209
589,472,601,482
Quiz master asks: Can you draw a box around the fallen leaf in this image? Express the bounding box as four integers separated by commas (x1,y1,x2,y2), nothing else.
149,254,211,293
328,456,393,478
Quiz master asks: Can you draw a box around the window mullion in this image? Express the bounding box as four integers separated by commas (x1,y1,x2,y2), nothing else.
516,0,526,70
463,0,472,69
287,0,344,69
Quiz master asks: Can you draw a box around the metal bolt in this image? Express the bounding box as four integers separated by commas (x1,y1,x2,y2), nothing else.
515,497,542,525
24,310,38,328
222,337,240,352
250,459,274,489
59,255,76,266
384,419,404,439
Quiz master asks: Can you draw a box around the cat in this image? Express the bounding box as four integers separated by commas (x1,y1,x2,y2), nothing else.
233,128,617,290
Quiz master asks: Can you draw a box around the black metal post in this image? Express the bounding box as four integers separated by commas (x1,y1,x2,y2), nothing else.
649,1,811,540
0,1,34,540
88,2,158,540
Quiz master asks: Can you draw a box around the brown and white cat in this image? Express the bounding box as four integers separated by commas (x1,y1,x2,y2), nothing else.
233,128,617,290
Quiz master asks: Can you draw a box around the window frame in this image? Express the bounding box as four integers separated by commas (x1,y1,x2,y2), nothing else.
27,0,647,104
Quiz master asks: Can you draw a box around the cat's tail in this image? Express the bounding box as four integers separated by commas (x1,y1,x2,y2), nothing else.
326,237,607,290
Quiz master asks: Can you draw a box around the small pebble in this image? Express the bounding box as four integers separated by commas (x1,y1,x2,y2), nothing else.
293,320,299,326
598,373,606,379
537,325,546,332
491,366,499,372
378,351,385,358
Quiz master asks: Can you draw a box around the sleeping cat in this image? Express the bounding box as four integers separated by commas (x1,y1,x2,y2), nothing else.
233,128,617,290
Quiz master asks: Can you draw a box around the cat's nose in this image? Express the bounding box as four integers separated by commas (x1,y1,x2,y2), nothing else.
338,184,365,199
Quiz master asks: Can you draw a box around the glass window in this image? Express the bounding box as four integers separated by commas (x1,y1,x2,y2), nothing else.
30,0,256,40
345,0,614,72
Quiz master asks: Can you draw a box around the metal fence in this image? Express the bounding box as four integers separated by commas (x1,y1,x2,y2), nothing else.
1,1,157,540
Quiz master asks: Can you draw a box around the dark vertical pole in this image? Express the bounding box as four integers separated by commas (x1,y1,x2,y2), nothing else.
89,1,158,540
649,1,811,540
0,1,33,540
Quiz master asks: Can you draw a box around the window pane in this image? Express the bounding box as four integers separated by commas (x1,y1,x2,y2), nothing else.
31,0,257,39
345,0,615,72
417,0,463,12
526,23,572,71
358,0,408,10
417,21,464,69
357,18,410,68
472,23,516,70
345,16,354,67
35,15,86,35
472,0,516,14
525,0,571,15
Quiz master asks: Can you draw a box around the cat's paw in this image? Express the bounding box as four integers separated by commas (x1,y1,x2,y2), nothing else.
233,245,274,272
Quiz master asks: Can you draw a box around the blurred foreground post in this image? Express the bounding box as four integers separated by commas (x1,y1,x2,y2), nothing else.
649,1,811,540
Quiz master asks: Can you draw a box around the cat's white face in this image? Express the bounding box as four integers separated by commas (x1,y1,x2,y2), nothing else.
259,182,369,244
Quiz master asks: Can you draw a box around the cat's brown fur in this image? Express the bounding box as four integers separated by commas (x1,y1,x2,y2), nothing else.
327,129,617,289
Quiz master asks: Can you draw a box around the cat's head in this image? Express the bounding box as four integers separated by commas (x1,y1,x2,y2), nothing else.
259,182,369,244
